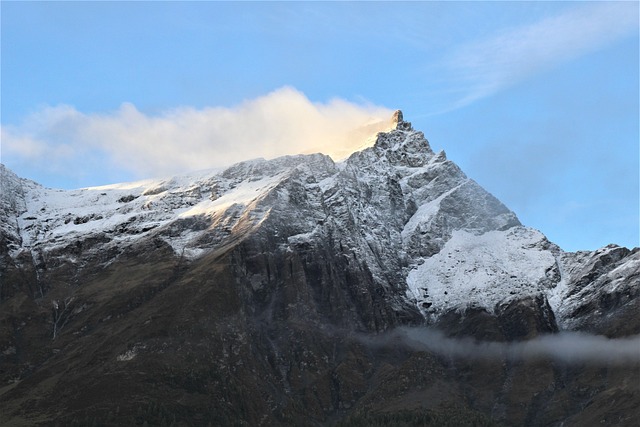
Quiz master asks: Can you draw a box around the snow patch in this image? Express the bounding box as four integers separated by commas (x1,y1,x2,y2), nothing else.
401,180,469,240
406,227,558,317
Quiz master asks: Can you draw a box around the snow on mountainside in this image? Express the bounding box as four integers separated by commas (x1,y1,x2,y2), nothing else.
1,156,326,261
406,227,559,318
1,111,638,330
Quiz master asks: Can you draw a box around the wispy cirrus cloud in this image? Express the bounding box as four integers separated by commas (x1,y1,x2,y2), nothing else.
441,1,639,111
1,87,393,185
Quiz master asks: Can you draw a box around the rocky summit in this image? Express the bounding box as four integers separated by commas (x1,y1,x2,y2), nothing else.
1,112,638,426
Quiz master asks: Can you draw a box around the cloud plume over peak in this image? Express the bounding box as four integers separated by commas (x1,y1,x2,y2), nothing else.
2,87,393,186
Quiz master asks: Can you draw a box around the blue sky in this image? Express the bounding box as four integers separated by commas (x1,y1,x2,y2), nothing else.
1,1,638,252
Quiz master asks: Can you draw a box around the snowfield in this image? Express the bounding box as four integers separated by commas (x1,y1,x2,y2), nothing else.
406,227,558,317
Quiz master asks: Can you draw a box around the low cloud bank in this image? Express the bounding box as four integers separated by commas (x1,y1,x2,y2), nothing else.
2,87,393,184
361,327,640,365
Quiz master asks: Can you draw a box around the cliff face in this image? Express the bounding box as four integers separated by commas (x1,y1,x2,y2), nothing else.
1,113,638,426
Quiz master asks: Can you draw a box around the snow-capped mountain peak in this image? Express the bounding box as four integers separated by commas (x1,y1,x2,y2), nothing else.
1,112,637,331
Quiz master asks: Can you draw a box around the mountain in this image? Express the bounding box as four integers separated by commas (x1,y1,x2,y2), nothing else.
1,111,638,426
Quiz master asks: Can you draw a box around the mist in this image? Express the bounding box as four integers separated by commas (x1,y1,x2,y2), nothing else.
1,87,393,185
361,326,640,365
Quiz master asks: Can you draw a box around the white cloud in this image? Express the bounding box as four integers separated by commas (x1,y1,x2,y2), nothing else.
366,327,640,365
443,1,639,110
1,128,47,158
1,87,393,181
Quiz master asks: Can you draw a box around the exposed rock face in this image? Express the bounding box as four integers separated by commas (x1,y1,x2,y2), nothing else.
554,246,640,335
392,109,403,124
0,113,638,426
391,109,411,131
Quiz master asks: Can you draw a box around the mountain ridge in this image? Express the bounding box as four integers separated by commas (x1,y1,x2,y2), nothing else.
0,111,638,426
1,112,636,329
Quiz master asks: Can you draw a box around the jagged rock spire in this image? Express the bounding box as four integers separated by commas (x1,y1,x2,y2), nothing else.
392,109,412,131
392,110,403,124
